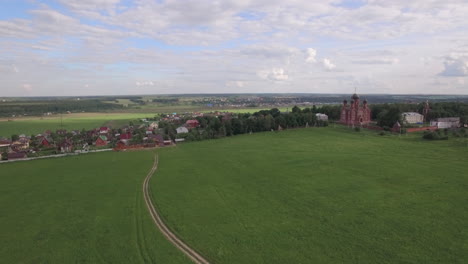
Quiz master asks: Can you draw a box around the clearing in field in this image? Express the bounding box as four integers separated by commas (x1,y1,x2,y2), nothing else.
0,151,189,264
152,127,468,264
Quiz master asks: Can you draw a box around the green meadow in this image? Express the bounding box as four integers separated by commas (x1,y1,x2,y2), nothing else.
0,151,189,264
1,126,467,264
152,127,468,263
0,113,157,137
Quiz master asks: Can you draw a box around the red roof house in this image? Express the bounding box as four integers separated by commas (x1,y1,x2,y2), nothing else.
186,119,200,129
119,132,132,140
39,137,51,147
95,135,108,146
99,127,110,134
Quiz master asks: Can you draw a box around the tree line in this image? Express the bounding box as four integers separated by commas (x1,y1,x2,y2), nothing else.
0,100,123,117
371,102,468,128
158,107,331,141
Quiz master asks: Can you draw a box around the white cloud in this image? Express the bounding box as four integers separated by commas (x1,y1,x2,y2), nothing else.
322,58,336,71
1,0,468,95
258,68,289,81
22,83,33,92
57,0,121,11
136,81,155,86
226,81,245,88
306,48,317,63
353,58,399,64
440,56,468,77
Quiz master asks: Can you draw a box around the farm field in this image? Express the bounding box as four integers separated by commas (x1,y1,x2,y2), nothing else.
0,112,157,137
0,151,189,264
152,127,468,263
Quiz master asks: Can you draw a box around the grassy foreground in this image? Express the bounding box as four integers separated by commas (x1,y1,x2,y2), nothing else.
152,127,468,263
0,151,189,264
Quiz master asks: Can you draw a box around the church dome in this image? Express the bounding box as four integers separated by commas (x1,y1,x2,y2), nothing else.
343,99,348,104
351,93,359,100
363,98,368,104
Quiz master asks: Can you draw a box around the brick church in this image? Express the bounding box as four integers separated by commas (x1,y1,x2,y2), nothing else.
339,93,371,126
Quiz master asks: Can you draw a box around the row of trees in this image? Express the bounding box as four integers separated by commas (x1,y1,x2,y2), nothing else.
0,100,123,117
158,107,329,142
371,102,468,128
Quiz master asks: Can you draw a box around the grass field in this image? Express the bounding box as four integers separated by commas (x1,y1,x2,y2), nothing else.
0,113,157,137
152,127,468,263
0,151,189,264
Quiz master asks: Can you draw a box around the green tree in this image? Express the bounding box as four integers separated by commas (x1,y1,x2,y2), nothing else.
377,107,402,127
292,105,301,114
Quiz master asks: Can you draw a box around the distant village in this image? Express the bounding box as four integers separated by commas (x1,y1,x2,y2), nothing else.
1,93,466,161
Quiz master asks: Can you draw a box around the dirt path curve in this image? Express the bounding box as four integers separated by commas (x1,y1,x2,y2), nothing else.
143,155,211,264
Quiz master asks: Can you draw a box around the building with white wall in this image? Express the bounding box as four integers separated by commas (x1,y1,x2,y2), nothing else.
430,117,460,128
402,112,424,124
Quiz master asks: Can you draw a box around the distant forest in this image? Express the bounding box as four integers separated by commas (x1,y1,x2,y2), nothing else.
0,100,123,117
1,94,468,118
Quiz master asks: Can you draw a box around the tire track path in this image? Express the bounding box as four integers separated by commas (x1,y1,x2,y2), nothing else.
143,155,210,264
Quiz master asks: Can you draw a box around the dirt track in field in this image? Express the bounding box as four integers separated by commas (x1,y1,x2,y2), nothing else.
143,155,210,264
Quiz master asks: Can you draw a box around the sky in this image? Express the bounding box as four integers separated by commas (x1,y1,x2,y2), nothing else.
1,0,468,96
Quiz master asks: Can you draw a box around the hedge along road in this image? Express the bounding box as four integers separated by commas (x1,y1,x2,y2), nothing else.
143,155,210,264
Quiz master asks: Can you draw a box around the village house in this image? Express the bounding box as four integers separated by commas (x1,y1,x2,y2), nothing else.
402,112,424,124
36,136,52,147
186,119,200,129
95,135,108,146
149,122,158,129
11,137,30,151
430,117,460,129
0,138,11,148
119,132,132,143
87,129,99,138
99,127,110,134
58,139,73,153
176,126,189,134
392,121,402,133
147,134,165,147
315,113,328,121
339,93,371,126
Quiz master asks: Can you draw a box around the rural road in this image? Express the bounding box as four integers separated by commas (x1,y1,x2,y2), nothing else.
143,155,211,264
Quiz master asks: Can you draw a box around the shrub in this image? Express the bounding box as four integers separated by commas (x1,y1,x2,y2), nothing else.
354,127,361,132
423,130,448,140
